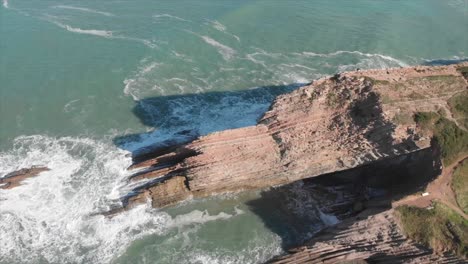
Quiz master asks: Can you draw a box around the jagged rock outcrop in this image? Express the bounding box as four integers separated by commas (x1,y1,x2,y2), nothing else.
0,167,49,189
269,208,464,264
116,63,467,211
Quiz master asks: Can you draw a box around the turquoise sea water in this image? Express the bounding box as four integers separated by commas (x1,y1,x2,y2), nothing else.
0,1,467,263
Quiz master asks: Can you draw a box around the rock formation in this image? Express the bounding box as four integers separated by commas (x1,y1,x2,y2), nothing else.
116,63,467,211
269,208,464,264
0,167,49,189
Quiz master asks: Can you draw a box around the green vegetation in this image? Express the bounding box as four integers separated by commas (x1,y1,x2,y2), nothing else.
452,160,468,214
457,66,468,78
414,112,441,128
448,91,468,129
396,203,468,258
414,112,468,165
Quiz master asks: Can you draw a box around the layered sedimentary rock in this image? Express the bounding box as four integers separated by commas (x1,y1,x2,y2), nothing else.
118,63,467,210
270,208,463,264
0,167,49,189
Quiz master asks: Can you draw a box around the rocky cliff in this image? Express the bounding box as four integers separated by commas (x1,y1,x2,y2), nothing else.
269,208,464,264
115,63,467,212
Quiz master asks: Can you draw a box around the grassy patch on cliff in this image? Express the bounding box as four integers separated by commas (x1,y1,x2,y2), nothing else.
453,160,468,214
396,203,468,258
457,66,468,79
415,112,468,165
448,91,468,129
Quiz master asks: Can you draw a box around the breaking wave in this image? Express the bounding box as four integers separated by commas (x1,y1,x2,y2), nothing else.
2,0,8,8
0,135,245,263
52,5,114,17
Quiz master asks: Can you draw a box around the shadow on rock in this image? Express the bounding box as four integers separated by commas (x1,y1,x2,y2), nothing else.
247,144,441,250
348,91,418,155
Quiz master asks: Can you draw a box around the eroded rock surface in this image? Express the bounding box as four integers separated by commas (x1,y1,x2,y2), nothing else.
119,63,467,210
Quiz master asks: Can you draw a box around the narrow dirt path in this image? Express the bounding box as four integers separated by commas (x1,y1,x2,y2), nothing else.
393,155,468,219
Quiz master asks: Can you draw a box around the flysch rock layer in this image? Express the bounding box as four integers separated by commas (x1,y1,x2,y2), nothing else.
269,208,464,264
0,167,49,189
117,63,468,211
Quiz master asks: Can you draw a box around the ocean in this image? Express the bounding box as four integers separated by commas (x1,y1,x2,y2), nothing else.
0,0,467,263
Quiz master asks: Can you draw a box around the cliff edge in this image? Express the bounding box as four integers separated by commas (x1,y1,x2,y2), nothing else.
114,63,467,212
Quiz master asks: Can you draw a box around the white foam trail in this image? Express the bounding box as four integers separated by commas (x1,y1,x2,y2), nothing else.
2,0,8,8
46,18,158,48
299,50,407,67
168,209,242,229
51,20,113,38
64,25,113,37
63,99,80,113
153,13,191,22
209,20,226,32
115,36,159,49
207,19,241,42
201,36,236,60
52,5,114,17
124,61,161,100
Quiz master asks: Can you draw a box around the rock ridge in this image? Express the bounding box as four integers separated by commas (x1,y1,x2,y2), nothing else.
113,63,468,212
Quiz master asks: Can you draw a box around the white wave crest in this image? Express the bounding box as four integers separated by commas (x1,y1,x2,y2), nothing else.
153,13,191,22
52,5,114,17
2,0,8,8
201,36,236,60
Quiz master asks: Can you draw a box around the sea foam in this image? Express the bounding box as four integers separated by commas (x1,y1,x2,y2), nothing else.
0,135,242,263
50,21,113,38
123,60,161,100
154,13,191,22
201,35,236,60
206,19,240,42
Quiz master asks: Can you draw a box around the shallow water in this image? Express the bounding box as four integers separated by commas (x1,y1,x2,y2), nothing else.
0,1,467,263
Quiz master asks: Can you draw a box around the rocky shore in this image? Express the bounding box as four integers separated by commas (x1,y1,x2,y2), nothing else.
2,63,466,263
0,166,49,189
116,63,467,211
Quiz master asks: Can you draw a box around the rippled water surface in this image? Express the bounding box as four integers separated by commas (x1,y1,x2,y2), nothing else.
0,1,467,263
